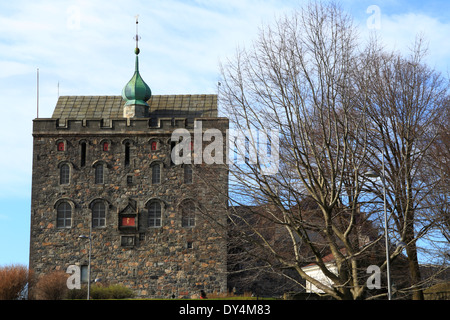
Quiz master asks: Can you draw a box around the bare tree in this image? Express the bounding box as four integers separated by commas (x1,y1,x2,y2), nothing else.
33,270,69,300
216,1,450,300
219,1,387,300
0,264,33,300
362,38,450,299
423,103,449,255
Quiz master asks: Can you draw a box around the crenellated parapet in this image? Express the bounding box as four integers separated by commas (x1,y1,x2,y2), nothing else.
33,117,229,136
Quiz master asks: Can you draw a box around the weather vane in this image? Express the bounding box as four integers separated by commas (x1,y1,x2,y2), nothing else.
134,14,141,54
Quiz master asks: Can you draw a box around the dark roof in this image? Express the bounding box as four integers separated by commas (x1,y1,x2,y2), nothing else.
52,94,218,119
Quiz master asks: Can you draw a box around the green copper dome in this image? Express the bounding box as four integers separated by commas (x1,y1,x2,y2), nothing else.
122,52,152,106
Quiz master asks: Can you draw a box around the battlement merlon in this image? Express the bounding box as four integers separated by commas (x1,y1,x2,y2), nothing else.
32,117,229,137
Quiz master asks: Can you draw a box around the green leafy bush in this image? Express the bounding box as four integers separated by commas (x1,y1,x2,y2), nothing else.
106,284,135,299
66,286,87,300
71,284,134,300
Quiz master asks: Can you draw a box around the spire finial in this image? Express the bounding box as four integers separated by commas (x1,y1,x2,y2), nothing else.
134,14,140,55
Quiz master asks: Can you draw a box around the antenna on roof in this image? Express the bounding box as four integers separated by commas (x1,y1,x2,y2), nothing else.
36,68,39,118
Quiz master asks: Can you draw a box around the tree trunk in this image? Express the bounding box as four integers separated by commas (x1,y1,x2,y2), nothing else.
405,240,424,300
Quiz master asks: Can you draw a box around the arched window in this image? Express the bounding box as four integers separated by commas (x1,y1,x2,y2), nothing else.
147,202,162,227
181,200,195,227
60,163,70,185
92,201,106,228
94,163,104,184
151,163,161,184
56,201,72,228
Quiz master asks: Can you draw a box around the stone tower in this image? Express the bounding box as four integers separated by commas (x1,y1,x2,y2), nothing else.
29,25,228,298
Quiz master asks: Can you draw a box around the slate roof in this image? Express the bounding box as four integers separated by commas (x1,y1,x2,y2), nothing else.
51,94,218,119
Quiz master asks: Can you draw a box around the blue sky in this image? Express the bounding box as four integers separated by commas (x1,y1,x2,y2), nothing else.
0,0,449,267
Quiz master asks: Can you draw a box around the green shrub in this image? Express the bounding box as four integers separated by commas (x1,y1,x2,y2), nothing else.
107,284,135,299
90,285,109,299
66,286,87,300
67,284,134,300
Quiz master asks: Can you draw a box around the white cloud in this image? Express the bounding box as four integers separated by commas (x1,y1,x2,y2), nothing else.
354,3,450,72
379,13,450,70
0,0,300,197
0,61,35,78
1,0,449,197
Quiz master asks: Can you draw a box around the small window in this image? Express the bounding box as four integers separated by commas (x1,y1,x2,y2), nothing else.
94,164,104,184
103,142,109,152
80,265,89,283
148,202,162,227
186,241,193,249
127,175,133,185
151,141,158,151
57,141,65,151
125,142,130,166
184,165,193,184
92,202,106,228
181,201,195,227
151,163,161,184
121,235,135,247
80,142,86,167
60,164,70,185
56,202,72,228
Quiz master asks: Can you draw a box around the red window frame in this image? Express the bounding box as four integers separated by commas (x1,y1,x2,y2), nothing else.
57,141,65,151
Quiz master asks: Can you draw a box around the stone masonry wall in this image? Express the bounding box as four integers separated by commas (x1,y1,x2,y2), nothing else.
30,118,229,298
